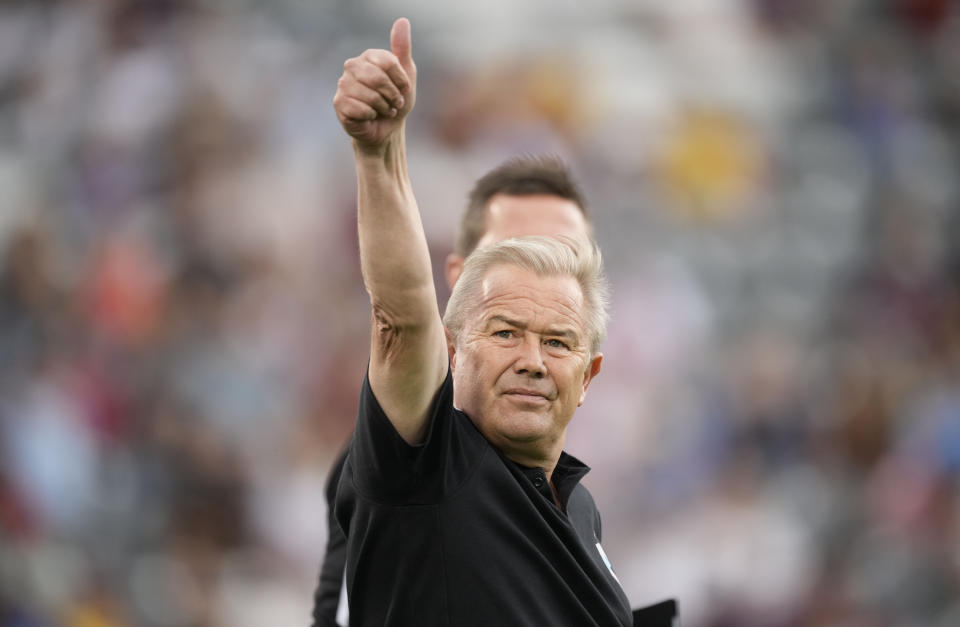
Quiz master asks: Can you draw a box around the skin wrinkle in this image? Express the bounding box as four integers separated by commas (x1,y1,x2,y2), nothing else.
477,274,586,342
370,281,440,339
448,261,589,351
482,314,580,353
372,304,402,360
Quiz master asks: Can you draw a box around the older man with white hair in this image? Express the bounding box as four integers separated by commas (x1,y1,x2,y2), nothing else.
330,17,674,626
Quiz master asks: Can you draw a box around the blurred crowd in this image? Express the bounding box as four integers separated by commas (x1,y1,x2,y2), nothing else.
1,0,959,626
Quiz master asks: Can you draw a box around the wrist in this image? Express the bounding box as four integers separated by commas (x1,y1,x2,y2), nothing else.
352,130,409,191
352,128,405,161
353,131,408,185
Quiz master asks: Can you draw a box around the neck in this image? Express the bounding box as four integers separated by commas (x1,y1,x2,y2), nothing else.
502,447,561,483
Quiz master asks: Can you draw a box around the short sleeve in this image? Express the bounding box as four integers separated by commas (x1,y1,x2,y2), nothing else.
348,367,484,505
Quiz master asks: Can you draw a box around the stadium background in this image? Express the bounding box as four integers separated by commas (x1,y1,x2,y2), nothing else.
1,0,959,625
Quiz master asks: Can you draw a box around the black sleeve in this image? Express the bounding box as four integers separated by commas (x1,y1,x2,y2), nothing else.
632,599,678,627
349,368,479,504
311,447,349,627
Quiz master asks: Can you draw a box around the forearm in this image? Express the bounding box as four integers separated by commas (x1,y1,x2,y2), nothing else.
355,130,436,326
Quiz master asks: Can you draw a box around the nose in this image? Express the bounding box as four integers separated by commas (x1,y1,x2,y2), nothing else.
513,333,546,378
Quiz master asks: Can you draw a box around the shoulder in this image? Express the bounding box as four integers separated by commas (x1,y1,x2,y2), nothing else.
349,370,486,503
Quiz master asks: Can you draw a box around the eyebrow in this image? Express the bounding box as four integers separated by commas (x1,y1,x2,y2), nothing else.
486,314,579,341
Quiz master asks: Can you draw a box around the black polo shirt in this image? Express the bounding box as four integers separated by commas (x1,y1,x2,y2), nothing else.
334,369,633,626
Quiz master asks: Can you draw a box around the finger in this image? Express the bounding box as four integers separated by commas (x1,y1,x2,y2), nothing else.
344,50,409,107
356,50,410,106
338,77,397,117
390,18,413,74
334,95,380,123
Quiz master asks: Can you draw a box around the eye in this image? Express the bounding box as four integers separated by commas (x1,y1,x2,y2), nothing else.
494,330,514,339
545,338,569,350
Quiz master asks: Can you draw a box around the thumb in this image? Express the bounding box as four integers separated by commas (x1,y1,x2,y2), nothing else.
390,17,413,72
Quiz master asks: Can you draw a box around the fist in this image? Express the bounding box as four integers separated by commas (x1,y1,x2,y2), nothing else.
333,18,417,149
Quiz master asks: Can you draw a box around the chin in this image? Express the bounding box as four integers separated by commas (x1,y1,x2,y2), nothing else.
494,412,552,443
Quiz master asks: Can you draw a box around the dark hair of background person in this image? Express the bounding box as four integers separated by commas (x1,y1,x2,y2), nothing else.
455,155,591,257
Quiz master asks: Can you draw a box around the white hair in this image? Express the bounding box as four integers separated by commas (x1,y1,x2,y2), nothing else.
443,236,609,356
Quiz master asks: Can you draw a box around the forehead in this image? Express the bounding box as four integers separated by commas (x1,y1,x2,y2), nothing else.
473,265,585,331
477,194,589,248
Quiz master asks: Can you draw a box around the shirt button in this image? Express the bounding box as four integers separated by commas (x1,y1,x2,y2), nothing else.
533,476,544,487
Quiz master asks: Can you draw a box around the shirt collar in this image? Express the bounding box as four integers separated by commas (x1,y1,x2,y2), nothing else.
513,451,590,510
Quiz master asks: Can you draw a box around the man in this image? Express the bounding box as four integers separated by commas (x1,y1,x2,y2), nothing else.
312,154,592,625
325,18,675,626
315,33,593,627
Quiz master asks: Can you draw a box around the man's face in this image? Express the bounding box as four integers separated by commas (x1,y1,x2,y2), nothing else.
448,264,602,465
444,194,589,288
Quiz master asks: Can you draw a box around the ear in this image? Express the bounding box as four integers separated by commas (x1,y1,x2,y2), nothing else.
577,353,603,406
445,326,457,371
444,253,465,289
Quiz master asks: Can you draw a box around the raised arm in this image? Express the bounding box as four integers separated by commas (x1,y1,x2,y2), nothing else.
333,18,447,445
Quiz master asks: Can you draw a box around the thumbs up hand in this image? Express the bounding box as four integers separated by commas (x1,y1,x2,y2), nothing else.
333,18,417,150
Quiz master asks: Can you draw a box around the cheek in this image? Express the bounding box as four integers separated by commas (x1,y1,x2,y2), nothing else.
458,347,494,389
562,366,587,399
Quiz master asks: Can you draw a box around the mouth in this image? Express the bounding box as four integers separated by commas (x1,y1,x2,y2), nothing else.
502,388,550,404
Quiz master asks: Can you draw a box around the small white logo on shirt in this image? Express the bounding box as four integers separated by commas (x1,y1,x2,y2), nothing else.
337,574,349,624
595,542,620,584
